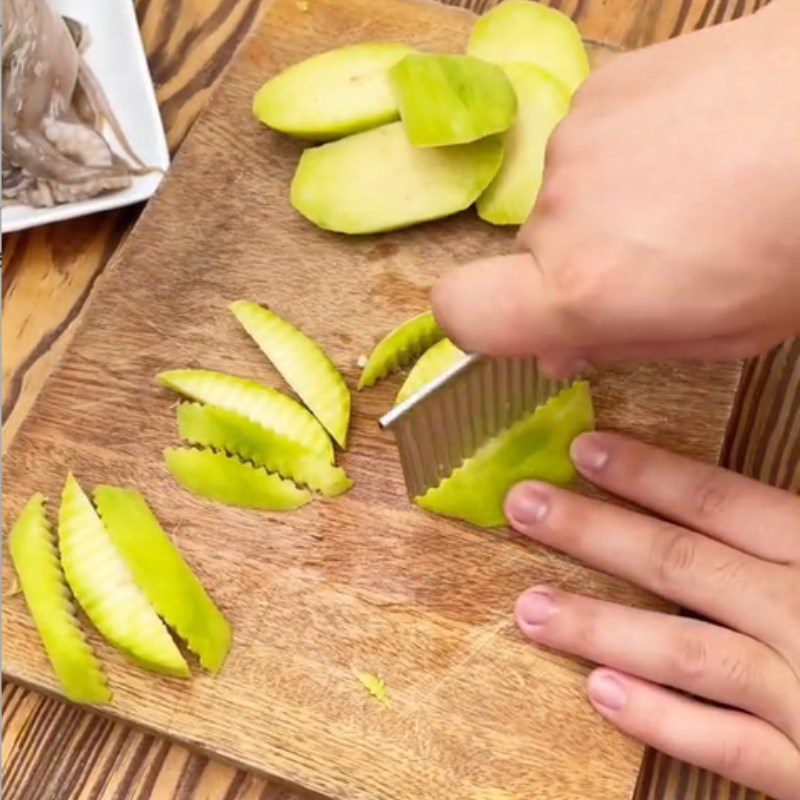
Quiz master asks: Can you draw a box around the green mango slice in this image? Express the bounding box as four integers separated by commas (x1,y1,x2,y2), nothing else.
157,369,333,463
58,474,190,677
415,381,594,527
477,63,570,225
395,339,465,404
177,403,352,497
93,486,231,673
467,0,589,95
389,53,517,147
290,121,504,234
358,310,444,390
9,494,111,704
253,42,414,140
230,300,350,448
164,447,312,511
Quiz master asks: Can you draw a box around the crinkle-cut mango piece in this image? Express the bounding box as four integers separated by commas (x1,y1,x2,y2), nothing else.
58,474,189,677
415,381,594,527
467,0,590,95
253,42,414,140
94,486,232,673
395,339,465,405
157,369,333,463
177,403,352,497
359,311,444,390
230,300,350,448
290,122,504,234
9,493,111,704
164,447,312,511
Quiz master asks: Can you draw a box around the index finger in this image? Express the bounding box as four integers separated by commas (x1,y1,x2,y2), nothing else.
570,432,800,565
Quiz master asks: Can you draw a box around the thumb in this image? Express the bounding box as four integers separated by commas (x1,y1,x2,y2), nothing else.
431,252,580,356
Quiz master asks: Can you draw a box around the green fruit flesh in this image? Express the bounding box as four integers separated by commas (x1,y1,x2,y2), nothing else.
164,448,312,510
177,403,352,497
157,369,333,463
415,381,595,527
93,486,232,673
467,0,589,94
230,300,350,448
395,339,465,404
58,474,189,677
253,42,413,140
477,63,570,225
358,311,444,390
9,494,111,704
390,53,517,147
290,122,504,234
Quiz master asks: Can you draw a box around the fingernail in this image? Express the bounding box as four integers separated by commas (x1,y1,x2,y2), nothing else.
588,671,628,712
506,484,549,526
571,433,610,472
516,589,556,630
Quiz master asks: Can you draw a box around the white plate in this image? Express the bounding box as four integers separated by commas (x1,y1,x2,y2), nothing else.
2,0,169,234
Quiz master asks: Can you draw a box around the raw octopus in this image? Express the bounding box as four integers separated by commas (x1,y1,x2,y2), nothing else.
2,0,153,208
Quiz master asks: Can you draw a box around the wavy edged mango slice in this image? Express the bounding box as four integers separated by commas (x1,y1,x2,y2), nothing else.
58,474,189,677
253,42,414,140
9,494,111,704
396,339,465,405
359,311,444,390
93,486,231,673
165,448,311,511
415,381,594,527
177,403,352,497
477,63,570,225
290,121,504,234
157,369,333,463
467,0,589,95
230,300,350,448
389,53,517,147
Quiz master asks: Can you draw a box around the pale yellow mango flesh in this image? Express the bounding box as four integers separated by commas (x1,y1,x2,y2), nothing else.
477,63,570,225
253,42,413,140
467,0,589,95
291,122,504,234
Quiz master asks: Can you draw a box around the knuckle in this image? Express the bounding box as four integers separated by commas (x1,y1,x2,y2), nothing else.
653,528,698,591
719,650,757,693
688,471,731,522
671,632,709,682
715,738,749,776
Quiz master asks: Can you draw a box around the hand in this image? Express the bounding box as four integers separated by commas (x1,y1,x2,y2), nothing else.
432,0,800,376
504,432,800,799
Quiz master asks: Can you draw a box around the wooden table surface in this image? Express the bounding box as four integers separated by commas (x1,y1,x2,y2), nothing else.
2,1,797,799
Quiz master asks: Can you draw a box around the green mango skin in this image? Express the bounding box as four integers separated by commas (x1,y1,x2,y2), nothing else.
290,122,504,234
58,474,190,678
9,493,111,705
477,63,570,225
396,338,465,405
157,369,334,463
93,486,232,674
359,310,444,390
177,403,352,497
390,54,517,147
467,0,589,95
253,42,414,140
230,300,350,448
164,447,312,511
415,381,594,527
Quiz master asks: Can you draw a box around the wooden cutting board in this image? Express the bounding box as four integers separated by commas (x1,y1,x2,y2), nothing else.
1,0,742,798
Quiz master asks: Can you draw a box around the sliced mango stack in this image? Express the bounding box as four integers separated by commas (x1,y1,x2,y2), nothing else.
159,302,353,510
359,309,595,527
253,0,590,232
8,480,231,704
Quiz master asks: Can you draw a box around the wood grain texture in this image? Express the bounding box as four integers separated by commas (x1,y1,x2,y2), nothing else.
2,0,793,799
